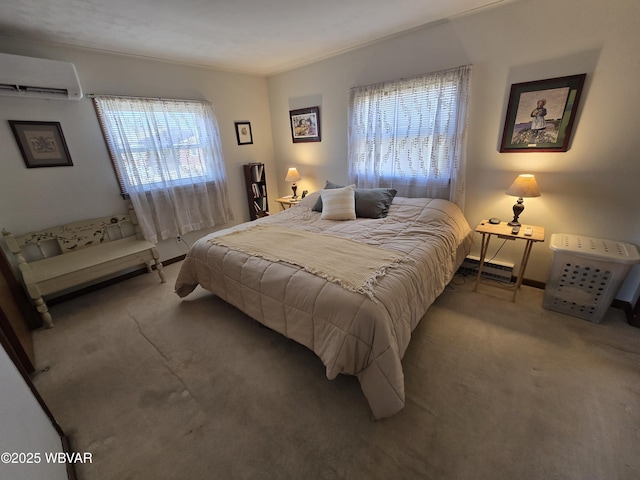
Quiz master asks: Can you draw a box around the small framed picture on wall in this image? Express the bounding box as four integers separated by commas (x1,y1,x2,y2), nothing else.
235,121,253,145
9,120,73,167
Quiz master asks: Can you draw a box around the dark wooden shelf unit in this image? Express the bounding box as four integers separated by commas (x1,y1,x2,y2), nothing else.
243,162,269,220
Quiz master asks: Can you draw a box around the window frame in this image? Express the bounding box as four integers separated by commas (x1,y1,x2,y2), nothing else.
347,65,471,204
93,96,219,198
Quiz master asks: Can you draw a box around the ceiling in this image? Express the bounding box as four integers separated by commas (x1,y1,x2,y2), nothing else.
0,0,512,76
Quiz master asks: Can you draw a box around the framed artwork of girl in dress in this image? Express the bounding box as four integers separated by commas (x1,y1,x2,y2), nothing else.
500,74,586,153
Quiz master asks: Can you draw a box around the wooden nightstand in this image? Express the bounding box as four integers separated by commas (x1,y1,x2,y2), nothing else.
473,220,545,301
276,196,301,209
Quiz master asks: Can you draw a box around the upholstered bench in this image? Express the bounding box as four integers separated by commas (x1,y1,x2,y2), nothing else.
2,210,165,328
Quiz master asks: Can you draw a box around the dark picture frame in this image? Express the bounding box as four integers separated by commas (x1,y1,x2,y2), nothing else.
500,74,586,153
234,121,253,145
289,106,321,143
9,121,73,167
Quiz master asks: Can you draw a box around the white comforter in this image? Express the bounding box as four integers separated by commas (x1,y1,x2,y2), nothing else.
175,192,473,419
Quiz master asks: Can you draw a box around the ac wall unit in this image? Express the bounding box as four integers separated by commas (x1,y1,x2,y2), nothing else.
0,52,83,100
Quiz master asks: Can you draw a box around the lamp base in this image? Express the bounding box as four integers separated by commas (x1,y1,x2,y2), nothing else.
508,198,524,226
291,183,298,199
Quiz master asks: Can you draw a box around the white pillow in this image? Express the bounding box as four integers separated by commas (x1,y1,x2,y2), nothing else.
320,184,356,221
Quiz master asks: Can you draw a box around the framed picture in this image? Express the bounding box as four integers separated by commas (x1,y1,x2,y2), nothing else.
500,74,586,153
235,121,253,145
289,106,321,143
9,121,73,168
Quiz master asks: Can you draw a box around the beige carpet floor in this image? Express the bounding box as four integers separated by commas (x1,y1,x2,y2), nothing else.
31,262,640,480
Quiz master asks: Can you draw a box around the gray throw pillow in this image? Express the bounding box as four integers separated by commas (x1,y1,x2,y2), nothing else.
354,188,397,218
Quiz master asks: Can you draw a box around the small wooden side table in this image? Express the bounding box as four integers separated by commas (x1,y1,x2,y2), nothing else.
473,220,545,301
276,197,301,210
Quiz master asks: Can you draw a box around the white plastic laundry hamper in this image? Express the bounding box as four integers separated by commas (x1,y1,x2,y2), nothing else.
543,233,640,323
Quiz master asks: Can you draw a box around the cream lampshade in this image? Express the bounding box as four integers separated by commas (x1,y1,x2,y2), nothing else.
505,174,541,226
285,167,302,198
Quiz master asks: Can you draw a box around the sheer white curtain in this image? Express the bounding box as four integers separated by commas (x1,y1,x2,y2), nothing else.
94,96,233,243
348,65,472,207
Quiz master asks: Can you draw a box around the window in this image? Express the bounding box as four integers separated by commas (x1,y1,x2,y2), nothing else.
93,96,233,243
94,97,225,195
348,65,471,206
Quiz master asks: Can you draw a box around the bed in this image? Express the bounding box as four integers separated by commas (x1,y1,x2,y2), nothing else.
175,189,473,419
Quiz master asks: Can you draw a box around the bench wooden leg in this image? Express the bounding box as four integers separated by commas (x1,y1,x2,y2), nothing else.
25,284,54,328
156,260,166,283
149,247,166,283
34,298,54,328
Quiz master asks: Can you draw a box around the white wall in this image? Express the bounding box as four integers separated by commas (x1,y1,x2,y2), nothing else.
267,0,640,293
0,344,67,480
0,38,275,260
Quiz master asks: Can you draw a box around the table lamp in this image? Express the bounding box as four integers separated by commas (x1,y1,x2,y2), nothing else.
505,174,540,226
285,167,302,198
